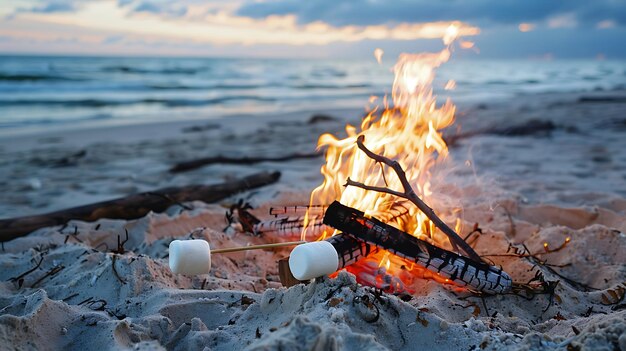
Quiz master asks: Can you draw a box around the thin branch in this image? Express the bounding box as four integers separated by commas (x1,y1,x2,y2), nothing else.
30,265,64,288
345,178,405,198
9,255,45,283
346,135,481,262
111,255,127,285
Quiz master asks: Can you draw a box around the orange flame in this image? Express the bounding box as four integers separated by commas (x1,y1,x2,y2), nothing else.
305,24,469,291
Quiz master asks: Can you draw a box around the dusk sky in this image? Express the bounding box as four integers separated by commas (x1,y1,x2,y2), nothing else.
1,0,625,59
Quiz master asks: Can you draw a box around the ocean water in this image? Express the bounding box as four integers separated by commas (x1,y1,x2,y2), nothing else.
0,55,625,135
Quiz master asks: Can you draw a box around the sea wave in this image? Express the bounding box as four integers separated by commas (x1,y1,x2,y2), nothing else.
0,113,112,128
0,96,278,108
101,66,204,75
0,73,85,82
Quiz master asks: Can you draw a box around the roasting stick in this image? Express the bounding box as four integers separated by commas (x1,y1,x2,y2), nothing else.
210,241,307,253
169,234,376,280
168,239,305,275
324,201,512,294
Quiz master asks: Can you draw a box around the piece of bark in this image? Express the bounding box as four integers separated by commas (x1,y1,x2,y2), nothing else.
169,153,321,173
278,257,305,288
0,171,281,242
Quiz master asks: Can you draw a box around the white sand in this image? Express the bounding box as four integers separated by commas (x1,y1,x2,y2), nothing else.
1,91,625,350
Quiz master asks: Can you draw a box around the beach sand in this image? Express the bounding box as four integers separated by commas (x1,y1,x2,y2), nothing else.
0,91,625,350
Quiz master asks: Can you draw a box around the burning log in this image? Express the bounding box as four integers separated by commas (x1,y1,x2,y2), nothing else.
0,171,280,242
252,215,326,238
269,205,327,217
323,201,512,294
327,232,377,269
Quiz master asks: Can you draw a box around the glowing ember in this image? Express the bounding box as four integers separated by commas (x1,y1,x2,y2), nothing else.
304,24,470,292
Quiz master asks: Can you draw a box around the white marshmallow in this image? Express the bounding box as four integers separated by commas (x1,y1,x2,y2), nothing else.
169,239,211,275
289,241,339,280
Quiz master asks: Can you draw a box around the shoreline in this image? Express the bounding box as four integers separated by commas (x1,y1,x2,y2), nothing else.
2,89,625,218
0,106,364,152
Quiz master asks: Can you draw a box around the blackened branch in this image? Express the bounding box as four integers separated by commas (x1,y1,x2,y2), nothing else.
345,135,481,262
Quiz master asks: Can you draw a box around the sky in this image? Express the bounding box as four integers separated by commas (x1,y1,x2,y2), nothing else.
0,0,625,59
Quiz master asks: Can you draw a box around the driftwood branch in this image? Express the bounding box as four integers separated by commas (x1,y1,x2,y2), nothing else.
345,135,481,262
0,171,281,242
169,153,321,173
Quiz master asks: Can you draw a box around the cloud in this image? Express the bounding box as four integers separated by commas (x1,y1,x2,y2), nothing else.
7,1,479,47
3,0,626,58
124,1,188,18
29,2,76,13
597,20,616,29
547,13,577,29
236,0,626,27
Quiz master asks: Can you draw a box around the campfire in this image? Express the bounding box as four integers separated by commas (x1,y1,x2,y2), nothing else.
224,24,509,294
168,23,512,295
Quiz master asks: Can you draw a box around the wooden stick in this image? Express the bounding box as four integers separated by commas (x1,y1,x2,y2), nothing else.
210,241,305,254
0,171,281,242
344,135,481,262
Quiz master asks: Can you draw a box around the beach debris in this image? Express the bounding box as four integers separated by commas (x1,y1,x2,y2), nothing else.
169,152,320,173
307,114,337,124
0,171,281,241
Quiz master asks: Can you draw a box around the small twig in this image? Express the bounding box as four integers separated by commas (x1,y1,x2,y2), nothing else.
78,297,93,305
111,255,127,285
502,207,516,237
9,255,45,283
31,265,64,288
63,226,83,244
112,230,130,255
379,162,389,187
62,293,79,302
345,135,481,261
85,299,108,311
94,242,109,252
